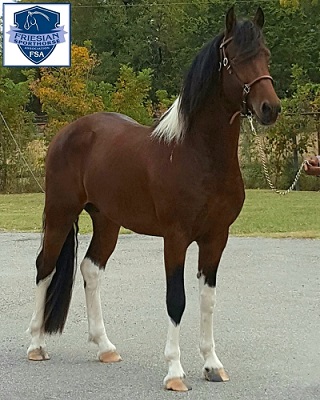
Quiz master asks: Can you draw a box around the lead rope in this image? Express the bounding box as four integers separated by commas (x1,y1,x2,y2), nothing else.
246,114,307,195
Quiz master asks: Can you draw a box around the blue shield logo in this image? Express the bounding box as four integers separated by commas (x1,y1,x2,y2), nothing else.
7,6,67,64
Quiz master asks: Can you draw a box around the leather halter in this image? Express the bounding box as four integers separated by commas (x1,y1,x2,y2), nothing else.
219,36,273,125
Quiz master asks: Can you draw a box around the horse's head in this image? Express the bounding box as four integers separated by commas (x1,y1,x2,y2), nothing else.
220,7,281,125
24,11,37,30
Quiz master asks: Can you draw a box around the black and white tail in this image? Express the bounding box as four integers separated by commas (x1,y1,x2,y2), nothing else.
43,220,79,334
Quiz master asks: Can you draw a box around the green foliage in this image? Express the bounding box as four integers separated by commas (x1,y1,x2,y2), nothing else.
90,64,154,124
280,0,319,8
241,162,267,190
241,64,320,191
68,0,320,99
289,65,320,113
0,66,37,193
29,45,105,140
12,0,320,99
77,0,188,96
155,90,176,115
109,65,153,125
3,1,320,193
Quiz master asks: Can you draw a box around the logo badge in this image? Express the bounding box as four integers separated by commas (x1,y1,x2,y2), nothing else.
3,3,71,67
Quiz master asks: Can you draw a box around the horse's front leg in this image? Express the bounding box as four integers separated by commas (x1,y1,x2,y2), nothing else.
163,235,190,392
197,232,230,382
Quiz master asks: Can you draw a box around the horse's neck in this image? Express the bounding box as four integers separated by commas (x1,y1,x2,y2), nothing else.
188,101,242,158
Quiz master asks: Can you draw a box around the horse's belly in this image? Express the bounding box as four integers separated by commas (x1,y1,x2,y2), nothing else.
87,185,163,236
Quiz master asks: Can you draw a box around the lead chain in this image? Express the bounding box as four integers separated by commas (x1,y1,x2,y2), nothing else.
246,114,307,195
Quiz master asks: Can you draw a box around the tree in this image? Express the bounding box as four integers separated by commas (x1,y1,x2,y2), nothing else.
86,0,187,96
242,64,320,190
30,44,154,134
280,0,319,7
30,44,104,139
107,65,153,125
0,66,36,192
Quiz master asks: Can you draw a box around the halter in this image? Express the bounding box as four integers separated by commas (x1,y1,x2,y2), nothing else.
219,36,273,125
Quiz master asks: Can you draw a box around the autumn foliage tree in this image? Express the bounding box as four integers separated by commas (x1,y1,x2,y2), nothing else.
280,0,319,7
30,44,105,139
30,44,156,139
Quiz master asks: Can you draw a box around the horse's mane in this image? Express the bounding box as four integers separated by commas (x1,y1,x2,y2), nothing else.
152,19,264,143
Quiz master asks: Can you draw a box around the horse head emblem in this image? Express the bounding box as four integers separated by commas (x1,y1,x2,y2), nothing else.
24,11,50,31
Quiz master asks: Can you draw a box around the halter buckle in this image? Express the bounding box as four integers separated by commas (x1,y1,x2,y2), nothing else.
243,84,250,95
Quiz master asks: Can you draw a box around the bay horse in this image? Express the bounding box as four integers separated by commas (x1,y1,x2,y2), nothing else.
27,7,280,392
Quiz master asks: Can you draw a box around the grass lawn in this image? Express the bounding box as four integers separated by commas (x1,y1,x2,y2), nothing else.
231,189,320,238
0,190,320,238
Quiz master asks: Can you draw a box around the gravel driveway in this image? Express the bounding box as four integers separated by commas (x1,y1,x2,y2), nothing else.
0,233,319,399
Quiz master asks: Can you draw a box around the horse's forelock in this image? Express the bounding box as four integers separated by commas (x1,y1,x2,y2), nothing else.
232,20,264,62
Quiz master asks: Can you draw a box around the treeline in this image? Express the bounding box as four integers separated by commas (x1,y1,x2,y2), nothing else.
0,0,320,192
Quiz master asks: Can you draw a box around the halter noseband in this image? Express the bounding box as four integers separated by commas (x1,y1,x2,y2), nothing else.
219,36,273,125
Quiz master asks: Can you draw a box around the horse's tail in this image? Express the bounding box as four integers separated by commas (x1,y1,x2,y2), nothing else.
43,219,79,334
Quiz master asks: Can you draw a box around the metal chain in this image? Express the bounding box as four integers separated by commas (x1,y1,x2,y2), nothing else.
246,114,307,195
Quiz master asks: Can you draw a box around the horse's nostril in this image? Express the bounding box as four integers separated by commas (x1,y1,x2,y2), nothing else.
259,101,281,124
261,102,272,115
261,102,281,117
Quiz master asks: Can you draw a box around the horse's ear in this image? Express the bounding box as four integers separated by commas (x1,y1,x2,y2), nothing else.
225,6,236,35
253,7,264,29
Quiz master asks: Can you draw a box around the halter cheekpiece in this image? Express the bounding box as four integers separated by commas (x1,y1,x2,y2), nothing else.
219,36,273,124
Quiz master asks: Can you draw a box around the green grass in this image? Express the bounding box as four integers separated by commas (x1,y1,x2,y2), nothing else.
0,193,129,234
0,193,44,232
230,189,320,238
0,190,320,238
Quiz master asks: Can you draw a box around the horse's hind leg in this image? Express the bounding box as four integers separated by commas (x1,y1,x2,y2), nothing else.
80,208,121,363
27,204,81,361
27,252,53,360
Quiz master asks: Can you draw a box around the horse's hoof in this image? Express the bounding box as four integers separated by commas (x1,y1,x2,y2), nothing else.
165,378,192,392
28,347,50,361
99,351,122,363
204,367,229,382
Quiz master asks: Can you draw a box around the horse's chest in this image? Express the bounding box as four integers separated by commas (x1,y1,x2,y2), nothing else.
206,187,245,224
193,181,245,230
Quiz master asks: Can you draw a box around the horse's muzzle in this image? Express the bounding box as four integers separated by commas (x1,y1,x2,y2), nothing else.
258,101,281,125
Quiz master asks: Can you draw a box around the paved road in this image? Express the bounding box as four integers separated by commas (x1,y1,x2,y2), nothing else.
0,233,319,400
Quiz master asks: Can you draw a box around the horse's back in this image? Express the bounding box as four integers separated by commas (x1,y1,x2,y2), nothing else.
49,112,149,145
47,112,151,170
